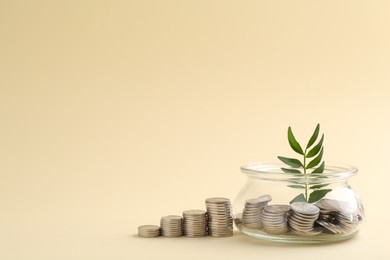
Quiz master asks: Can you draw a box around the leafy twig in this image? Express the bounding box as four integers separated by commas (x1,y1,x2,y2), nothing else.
277,124,331,204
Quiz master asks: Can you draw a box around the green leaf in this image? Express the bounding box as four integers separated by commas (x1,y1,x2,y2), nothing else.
306,134,324,158
306,123,320,149
308,189,332,203
311,161,325,173
306,147,324,169
288,127,304,155
309,184,329,190
277,156,303,168
281,168,302,174
289,193,306,204
288,185,305,189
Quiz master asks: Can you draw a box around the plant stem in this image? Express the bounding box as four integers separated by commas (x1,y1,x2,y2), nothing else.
303,149,308,202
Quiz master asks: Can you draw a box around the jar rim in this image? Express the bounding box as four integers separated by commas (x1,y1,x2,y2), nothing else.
240,162,357,183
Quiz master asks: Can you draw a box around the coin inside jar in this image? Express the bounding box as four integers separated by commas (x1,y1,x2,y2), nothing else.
291,202,320,215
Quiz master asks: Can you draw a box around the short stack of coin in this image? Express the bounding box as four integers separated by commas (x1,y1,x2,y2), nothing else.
261,204,290,234
337,212,362,234
289,202,321,236
160,215,183,237
242,195,272,229
315,199,362,234
138,225,161,238
205,197,233,237
183,210,208,237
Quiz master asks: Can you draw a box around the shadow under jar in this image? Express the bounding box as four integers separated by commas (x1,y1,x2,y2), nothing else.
233,162,364,244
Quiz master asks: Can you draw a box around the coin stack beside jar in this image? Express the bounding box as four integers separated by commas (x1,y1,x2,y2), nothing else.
242,195,272,229
261,204,290,234
160,215,183,237
183,210,208,237
138,225,161,238
289,202,321,236
205,197,233,237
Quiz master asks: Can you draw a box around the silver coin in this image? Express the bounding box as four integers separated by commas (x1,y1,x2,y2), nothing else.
242,218,261,222
291,202,320,215
291,211,319,220
206,205,231,208
208,216,232,220
315,199,351,212
263,227,289,234
206,209,232,214
316,220,344,234
242,216,261,221
183,219,207,222
138,225,161,238
263,205,291,214
261,213,287,219
289,223,314,230
208,223,233,227
161,215,183,221
316,198,340,208
244,203,265,208
292,227,322,236
183,209,206,216
244,209,264,214
184,219,207,222
263,222,288,228
205,197,231,204
209,233,233,237
246,194,272,205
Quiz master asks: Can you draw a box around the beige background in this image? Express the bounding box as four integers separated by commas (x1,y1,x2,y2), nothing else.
1,0,389,259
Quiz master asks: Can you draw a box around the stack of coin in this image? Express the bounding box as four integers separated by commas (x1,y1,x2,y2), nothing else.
160,215,183,237
205,197,233,237
138,225,161,238
336,212,362,234
315,199,362,234
183,210,208,237
261,204,290,234
242,195,272,229
289,202,321,236
315,199,342,234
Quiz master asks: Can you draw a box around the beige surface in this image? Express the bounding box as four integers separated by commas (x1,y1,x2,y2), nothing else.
1,0,389,259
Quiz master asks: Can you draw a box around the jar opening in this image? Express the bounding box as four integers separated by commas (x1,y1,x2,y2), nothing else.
240,162,357,184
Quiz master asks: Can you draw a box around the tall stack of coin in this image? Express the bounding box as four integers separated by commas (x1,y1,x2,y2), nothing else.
160,215,183,237
205,197,233,237
261,204,290,234
315,199,342,234
242,195,272,229
289,202,321,236
138,225,161,238
315,199,362,234
183,210,208,237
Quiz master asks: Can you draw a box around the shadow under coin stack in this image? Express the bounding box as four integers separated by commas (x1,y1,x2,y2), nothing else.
138,225,161,238
289,202,321,236
315,198,362,235
261,205,290,234
183,210,208,237
242,194,272,229
160,215,183,237
205,198,233,237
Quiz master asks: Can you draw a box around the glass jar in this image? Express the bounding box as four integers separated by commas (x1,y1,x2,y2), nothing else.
233,162,364,244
